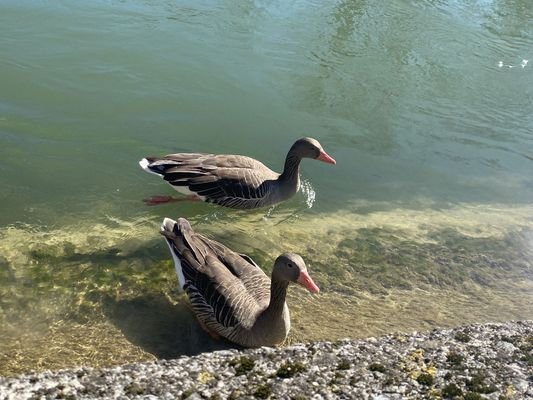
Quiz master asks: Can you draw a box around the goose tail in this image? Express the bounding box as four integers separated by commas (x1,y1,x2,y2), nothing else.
139,157,163,176
160,217,186,290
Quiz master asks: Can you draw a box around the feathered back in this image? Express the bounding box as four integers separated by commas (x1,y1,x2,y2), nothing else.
160,218,272,332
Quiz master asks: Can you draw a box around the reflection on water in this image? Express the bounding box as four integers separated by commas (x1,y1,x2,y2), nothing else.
0,203,531,375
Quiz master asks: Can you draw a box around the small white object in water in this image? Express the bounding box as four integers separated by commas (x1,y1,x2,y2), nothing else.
521,59,528,68
264,206,275,218
498,61,503,68
300,179,316,209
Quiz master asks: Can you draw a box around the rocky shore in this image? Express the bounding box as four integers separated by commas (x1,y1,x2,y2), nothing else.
1,321,531,399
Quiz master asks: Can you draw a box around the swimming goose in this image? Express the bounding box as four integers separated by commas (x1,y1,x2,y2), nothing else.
139,137,335,208
160,217,320,347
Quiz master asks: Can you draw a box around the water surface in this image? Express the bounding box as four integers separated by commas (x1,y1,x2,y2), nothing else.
1,0,532,375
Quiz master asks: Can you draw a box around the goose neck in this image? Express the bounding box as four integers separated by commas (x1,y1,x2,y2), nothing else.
265,278,289,319
279,150,302,183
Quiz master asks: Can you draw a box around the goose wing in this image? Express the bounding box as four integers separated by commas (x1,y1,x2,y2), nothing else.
161,218,271,331
145,154,280,208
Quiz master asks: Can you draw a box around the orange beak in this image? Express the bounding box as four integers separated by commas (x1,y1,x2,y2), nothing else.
317,149,336,164
297,270,320,293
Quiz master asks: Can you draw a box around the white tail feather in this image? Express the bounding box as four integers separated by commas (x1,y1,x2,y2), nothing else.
161,217,186,291
139,158,162,176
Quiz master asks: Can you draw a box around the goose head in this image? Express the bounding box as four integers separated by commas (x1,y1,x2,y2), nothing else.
291,137,336,165
272,252,320,293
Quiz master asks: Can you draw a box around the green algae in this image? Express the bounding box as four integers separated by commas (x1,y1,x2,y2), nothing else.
518,335,533,358
464,393,484,400
125,382,146,396
275,361,306,378
253,383,272,399
466,373,498,394
447,351,464,367
181,388,195,399
368,363,387,373
442,383,462,398
337,359,351,370
0,204,532,376
454,331,471,343
229,356,256,376
416,372,434,386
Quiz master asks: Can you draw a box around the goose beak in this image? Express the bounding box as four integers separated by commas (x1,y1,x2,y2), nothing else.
297,270,320,294
317,150,336,165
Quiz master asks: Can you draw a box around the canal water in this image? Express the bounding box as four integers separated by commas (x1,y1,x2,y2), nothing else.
1,0,532,375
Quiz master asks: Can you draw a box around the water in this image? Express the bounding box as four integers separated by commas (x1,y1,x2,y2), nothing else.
1,0,532,375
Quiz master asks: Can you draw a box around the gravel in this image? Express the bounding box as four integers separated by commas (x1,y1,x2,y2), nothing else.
1,321,531,399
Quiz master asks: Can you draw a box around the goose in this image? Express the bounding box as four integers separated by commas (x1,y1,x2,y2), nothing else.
160,217,320,347
139,137,335,208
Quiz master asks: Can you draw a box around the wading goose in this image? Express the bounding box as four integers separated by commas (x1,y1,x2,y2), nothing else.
160,217,320,347
139,137,335,209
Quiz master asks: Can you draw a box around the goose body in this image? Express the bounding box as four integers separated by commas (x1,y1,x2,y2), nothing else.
140,137,335,209
160,217,320,347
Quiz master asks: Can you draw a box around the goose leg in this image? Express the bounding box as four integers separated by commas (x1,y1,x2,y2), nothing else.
143,195,201,206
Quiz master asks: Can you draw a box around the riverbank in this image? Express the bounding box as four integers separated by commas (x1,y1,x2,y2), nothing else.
1,321,531,399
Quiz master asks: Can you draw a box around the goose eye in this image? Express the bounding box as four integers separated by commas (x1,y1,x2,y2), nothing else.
287,263,294,268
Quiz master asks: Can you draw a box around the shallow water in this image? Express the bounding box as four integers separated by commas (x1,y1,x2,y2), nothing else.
1,0,532,375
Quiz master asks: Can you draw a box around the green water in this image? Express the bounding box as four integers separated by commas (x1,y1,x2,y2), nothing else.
1,0,532,375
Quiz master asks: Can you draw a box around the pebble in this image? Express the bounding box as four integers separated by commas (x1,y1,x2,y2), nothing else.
0,321,531,399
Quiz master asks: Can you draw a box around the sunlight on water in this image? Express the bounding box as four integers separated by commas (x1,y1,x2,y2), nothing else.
498,58,529,68
300,179,316,208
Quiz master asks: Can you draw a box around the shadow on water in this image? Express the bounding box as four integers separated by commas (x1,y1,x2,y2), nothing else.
101,293,239,359
28,237,166,265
